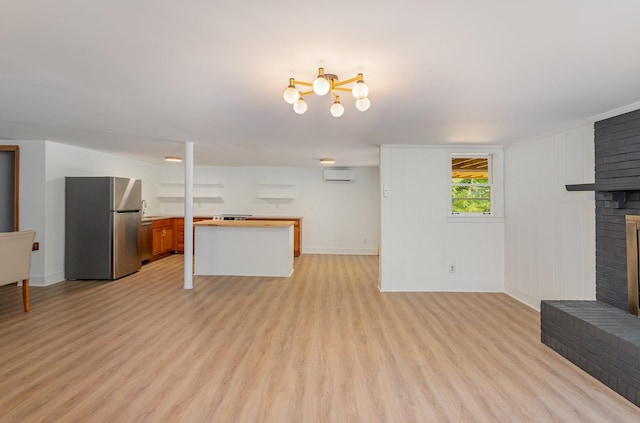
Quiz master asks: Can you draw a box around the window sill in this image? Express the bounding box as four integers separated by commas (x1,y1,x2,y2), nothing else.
447,215,505,223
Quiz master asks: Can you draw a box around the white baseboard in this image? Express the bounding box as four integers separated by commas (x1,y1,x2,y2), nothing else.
29,271,65,287
302,247,378,255
505,287,541,311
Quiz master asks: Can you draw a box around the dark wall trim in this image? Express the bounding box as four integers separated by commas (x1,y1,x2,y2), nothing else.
0,145,19,231
565,183,595,191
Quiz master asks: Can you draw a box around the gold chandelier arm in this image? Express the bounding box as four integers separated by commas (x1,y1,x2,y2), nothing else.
292,80,313,87
299,90,314,97
333,74,361,87
332,87,352,92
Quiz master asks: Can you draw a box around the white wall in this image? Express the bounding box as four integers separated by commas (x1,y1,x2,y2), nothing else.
379,146,505,292
504,124,595,310
0,141,47,281
43,142,161,285
155,165,380,255
0,140,162,285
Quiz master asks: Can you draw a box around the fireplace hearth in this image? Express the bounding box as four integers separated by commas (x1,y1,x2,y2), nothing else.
541,300,640,406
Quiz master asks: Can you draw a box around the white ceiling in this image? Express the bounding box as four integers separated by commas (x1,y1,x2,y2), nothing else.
2,1,640,167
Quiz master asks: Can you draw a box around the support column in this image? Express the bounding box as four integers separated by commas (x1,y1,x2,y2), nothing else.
183,141,194,290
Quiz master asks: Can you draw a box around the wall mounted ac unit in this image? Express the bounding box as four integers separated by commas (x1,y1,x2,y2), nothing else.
323,168,356,182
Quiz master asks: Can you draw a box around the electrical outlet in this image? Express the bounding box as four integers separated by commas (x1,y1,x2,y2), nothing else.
363,237,367,244
448,264,455,273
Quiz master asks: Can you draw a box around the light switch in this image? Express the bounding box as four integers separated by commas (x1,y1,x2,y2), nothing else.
383,185,389,198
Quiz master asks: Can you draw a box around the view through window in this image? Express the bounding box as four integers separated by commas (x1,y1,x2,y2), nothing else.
451,156,491,214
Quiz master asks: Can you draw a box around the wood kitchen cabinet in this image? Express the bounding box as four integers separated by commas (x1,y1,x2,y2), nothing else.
151,218,176,260
176,217,210,253
247,217,302,257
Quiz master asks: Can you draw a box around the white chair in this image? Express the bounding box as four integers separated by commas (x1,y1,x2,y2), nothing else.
0,230,36,312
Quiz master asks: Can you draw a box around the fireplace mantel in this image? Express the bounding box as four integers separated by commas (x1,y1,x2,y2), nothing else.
566,182,640,192
565,183,595,191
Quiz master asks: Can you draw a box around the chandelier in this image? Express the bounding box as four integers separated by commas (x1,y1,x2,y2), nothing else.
283,67,370,117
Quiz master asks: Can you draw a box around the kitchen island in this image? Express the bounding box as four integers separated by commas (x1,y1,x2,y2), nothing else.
193,219,295,277
246,216,302,257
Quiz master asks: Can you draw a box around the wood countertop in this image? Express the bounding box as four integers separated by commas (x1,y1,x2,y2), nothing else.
142,215,212,222
193,219,295,228
142,216,303,222
247,215,303,220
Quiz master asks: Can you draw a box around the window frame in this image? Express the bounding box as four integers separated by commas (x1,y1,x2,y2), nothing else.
447,148,504,222
451,154,493,216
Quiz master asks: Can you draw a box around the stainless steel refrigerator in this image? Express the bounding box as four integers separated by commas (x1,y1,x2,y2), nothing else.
65,177,142,280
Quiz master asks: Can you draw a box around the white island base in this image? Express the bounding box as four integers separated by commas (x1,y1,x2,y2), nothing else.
194,220,294,277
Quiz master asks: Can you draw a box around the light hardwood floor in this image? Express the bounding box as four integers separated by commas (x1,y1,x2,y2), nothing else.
1,254,639,422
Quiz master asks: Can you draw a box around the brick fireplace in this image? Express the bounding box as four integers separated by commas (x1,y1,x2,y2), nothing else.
541,108,640,407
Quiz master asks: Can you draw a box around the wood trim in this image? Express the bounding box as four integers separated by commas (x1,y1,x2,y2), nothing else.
0,145,19,230
626,215,640,316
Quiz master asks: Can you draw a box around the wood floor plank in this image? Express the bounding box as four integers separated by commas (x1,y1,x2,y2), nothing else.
1,254,639,422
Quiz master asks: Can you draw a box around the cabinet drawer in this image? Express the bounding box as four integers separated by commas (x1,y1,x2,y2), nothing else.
152,218,174,229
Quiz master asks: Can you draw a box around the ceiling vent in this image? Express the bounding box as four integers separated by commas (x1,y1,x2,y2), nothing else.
323,168,356,182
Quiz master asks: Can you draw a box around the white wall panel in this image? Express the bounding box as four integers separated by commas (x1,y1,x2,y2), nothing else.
380,146,505,292
504,125,595,310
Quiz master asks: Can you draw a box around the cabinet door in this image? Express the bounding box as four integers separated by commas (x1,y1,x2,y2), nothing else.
176,218,185,252
151,218,176,259
163,227,175,253
152,227,164,256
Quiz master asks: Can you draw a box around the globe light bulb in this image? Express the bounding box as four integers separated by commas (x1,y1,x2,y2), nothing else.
293,98,307,114
352,81,369,99
355,97,370,112
283,86,299,104
330,101,344,118
313,77,330,95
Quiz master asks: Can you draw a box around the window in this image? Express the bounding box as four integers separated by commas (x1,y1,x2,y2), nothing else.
451,155,492,215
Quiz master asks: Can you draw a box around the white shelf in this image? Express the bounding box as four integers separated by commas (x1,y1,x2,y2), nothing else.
257,183,295,187
156,182,223,199
256,183,296,200
157,195,223,200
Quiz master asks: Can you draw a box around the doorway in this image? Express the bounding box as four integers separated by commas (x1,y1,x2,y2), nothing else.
0,145,19,231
